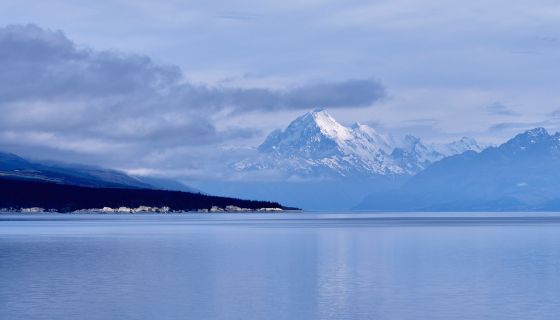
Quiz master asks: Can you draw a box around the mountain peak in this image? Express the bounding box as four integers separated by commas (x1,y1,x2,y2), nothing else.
498,127,560,156
302,108,332,124
294,108,332,123
524,127,549,137
508,127,551,146
244,111,485,179
294,109,353,141
258,109,350,157
309,108,335,124
309,108,333,121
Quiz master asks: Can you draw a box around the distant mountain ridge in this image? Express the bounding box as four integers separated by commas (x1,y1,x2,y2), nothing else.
357,127,560,211
0,152,289,212
235,109,484,179
0,151,196,192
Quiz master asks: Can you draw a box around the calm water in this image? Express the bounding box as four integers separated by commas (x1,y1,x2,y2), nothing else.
1,212,560,320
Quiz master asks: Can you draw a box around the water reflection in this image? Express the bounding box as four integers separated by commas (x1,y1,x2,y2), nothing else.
1,213,560,319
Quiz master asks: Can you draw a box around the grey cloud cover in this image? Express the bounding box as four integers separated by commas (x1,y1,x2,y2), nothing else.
0,24,384,111
0,24,182,103
227,79,385,111
0,24,384,174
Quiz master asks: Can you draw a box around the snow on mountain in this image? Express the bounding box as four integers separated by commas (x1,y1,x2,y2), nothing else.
390,135,443,174
357,127,560,211
433,137,484,156
390,136,486,174
235,109,484,179
497,127,560,154
351,122,395,154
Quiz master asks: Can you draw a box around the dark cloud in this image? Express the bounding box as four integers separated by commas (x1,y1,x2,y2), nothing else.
0,24,384,112
284,79,385,109
0,24,182,103
164,78,385,113
0,24,385,142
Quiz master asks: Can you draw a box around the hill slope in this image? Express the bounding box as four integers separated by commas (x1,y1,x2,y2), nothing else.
0,151,197,192
0,151,151,188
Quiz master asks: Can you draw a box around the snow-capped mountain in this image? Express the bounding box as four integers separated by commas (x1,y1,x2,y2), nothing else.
433,137,484,156
357,127,560,211
235,109,484,179
390,135,485,174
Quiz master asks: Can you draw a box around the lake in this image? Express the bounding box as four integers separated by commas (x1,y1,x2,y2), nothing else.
1,212,560,320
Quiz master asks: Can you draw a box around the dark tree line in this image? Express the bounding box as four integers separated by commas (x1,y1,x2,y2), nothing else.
0,177,293,212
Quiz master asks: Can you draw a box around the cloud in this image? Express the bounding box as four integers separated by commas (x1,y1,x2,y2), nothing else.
488,108,560,131
0,24,384,111
487,120,560,132
548,108,560,119
488,122,541,131
0,24,384,176
227,78,385,112
486,102,519,116
0,24,182,103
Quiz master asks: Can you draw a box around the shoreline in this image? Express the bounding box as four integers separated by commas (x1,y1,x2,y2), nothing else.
0,206,302,214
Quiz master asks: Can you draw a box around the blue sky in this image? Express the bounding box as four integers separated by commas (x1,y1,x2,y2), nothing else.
1,0,560,178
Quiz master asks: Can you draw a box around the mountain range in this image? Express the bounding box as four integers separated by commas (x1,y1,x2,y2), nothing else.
358,127,560,211
5,109,560,212
196,109,484,210
234,109,484,179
